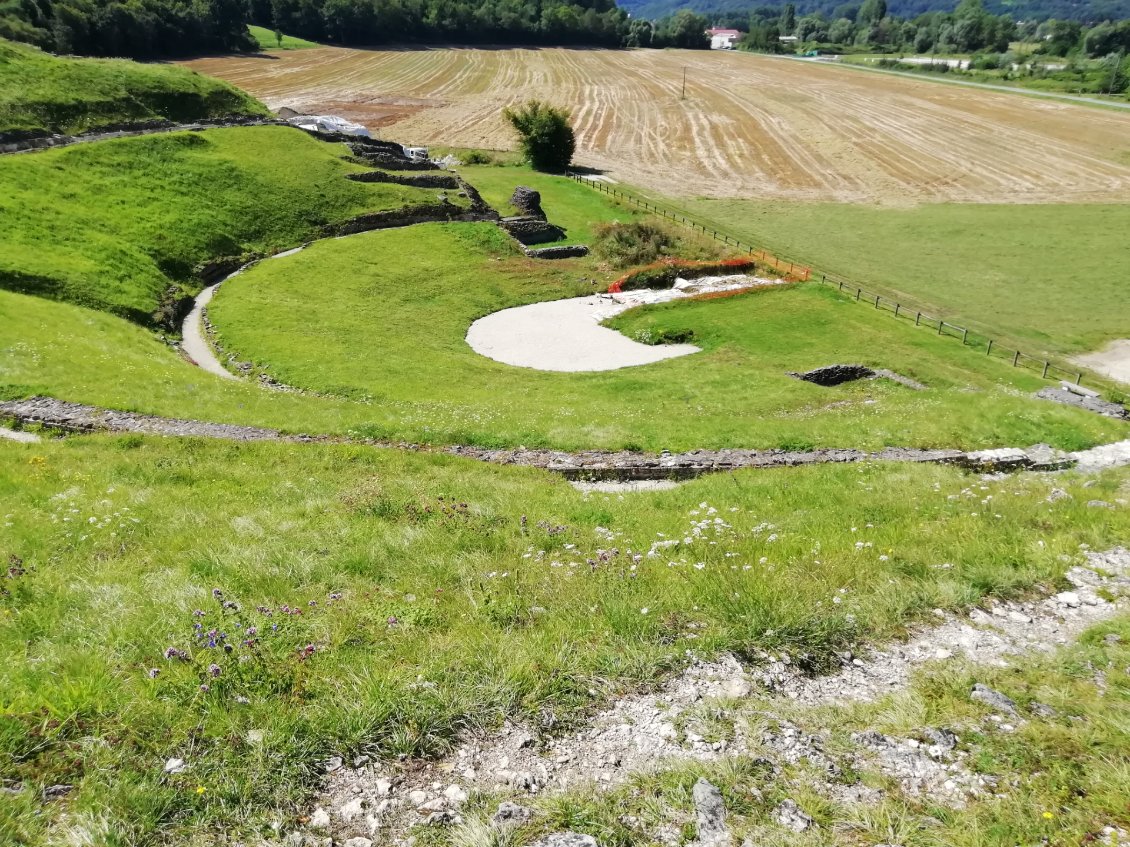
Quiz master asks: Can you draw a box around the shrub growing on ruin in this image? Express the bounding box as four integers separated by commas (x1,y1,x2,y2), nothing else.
502,100,575,173
593,221,677,268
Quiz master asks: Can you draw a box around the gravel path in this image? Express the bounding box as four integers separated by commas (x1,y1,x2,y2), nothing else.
298,548,1130,845
181,275,241,380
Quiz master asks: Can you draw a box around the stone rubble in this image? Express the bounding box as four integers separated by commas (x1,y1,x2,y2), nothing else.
9,396,1122,480
289,549,1129,846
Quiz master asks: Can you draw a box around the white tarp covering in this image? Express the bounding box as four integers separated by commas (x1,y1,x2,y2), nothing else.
287,115,371,137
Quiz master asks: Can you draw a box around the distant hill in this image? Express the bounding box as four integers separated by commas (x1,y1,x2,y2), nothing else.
0,38,268,137
620,0,1130,21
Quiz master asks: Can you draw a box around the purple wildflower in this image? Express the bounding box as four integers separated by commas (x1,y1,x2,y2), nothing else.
147,668,160,679
199,684,210,693
208,664,222,678
212,588,223,600
387,615,399,626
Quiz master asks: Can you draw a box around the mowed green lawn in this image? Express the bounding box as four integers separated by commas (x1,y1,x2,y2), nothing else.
669,199,1130,355
1,434,1127,844
209,222,1124,451
0,126,444,323
247,25,321,50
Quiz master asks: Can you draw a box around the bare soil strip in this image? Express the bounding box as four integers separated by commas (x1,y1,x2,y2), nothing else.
182,48,1130,205
298,548,1130,845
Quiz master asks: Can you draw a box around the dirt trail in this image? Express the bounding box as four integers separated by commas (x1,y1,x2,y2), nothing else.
1072,339,1130,386
182,47,1130,204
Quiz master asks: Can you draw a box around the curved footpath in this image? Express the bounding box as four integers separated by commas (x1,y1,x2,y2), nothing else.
3,396,1129,478
180,277,241,380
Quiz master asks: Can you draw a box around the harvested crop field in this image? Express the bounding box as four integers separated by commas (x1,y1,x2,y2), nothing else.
182,47,1130,204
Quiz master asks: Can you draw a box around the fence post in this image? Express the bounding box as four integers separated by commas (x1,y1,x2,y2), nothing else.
986,339,993,355
937,320,943,335
1076,372,1083,386
961,328,968,344
874,295,880,308
838,281,844,292
894,304,900,317
856,288,861,301
915,312,921,326
1012,350,1020,367
1042,361,1049,379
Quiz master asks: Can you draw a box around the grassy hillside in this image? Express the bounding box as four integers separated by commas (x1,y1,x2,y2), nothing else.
208,222,1123,451
0,126,447,324
1,435,1126,844
0,38,268,137
670,198,1130,355
247,25,321,50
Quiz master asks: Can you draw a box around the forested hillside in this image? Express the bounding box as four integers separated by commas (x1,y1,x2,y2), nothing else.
0,0,632,58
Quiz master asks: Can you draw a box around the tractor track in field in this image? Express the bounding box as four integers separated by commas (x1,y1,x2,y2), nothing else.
182,46,1130,205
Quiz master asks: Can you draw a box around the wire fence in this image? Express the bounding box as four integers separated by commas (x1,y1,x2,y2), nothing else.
566,171,1088,388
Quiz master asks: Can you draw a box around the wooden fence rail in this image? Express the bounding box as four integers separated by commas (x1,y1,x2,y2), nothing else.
566,171,1086,388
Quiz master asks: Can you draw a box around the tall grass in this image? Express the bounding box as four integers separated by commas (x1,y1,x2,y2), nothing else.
0,435,1127,843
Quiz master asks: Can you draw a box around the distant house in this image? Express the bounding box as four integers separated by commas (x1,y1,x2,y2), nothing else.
707,28,741,50
778,35,799,44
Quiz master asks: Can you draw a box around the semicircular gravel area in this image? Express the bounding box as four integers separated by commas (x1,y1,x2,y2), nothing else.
466,294,699,372
465,276,783,372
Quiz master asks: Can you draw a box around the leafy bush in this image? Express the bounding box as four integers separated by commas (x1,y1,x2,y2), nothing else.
461,149,494,165
592,221,677,268
502,100,575,173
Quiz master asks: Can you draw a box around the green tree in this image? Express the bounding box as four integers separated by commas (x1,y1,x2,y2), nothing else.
779,2,796,35
502,100,576,172
858,0,886,26
828,17,855,43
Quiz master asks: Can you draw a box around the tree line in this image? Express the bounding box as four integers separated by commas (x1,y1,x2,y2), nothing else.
0,0,631,57
708,0,1130,58
2,0,1129,60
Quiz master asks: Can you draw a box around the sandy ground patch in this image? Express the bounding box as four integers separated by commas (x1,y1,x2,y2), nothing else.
466,294,699,372
466,275,776,372
182,47,1130,204
1072,339,1130,386
570,479,682,493
0,427,40,443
